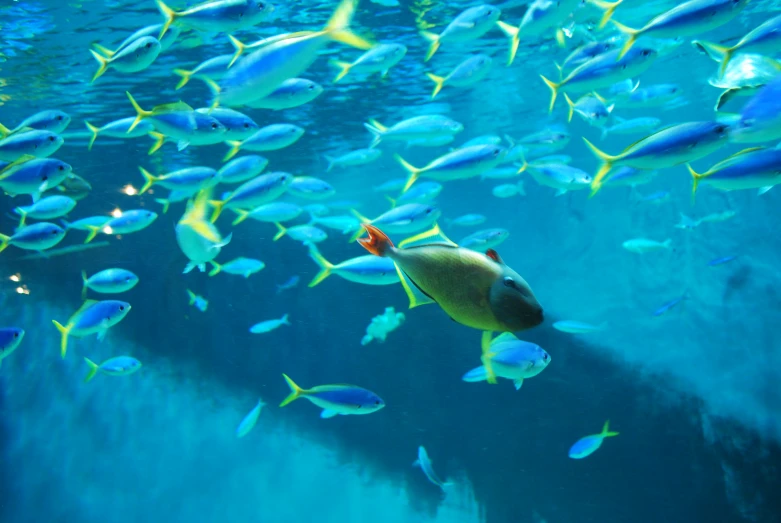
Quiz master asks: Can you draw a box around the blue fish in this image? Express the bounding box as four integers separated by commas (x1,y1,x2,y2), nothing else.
0,130,63,161
0,222,66,253
236,399,266,438
568,420,619,459
52,300,132,358
413,446,452,490
276,275,300,294
83,355,142,383
279,374,385,418
730,75,781,143
187,289,208,312
708,255,737,267
652,294,688,316
218,155,269,184
82,269,139,298
0,327,25,368
0,110,70,136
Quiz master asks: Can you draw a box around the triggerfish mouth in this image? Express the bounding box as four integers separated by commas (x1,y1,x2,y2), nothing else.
357,223,543,381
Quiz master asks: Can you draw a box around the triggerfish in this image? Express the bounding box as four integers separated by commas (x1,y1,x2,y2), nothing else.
279,373,385,418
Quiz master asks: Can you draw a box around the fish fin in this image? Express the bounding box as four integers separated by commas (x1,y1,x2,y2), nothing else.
147,132,166,155
83,357,100,383
692,40,732,74
412,459,421,467
425,73,445,99
91,43,116,58
226,34,247,68
398,223,456,248
611,20,639,59
492,332,518,345
394,154,422,192
513,378,524,390
0,233,8,253
231,209,250,226
172,68,193,90
563,93,575,123
325,0,373,50
496,21,520,66
686,163,705,204
0,123,11,139
588,0,622,29
367,118,387,132
555,28,566,48
208,261,222,277
420,31,439,62
320,409,339,419
555,188,567,197
52,320,71,359
84,225,102,244
758,186,773,196
209,200,226,223
601,420,619,438
281,314,290,325
84,121,100,150
385,195,397,208
357,223,394,256
89,49,109,83
715,89,737,111
324,155,336,172
96,329,107,342
461,365,489,383
81,270,89,300
223,141,241,162
155,0,178,39
138,166,159,194
273,222,287,241
539,75,560,113
126,92,152,133
582,138,616,196
279,374,306,407
307,244,334,287
154,198,171,214
331,60,352,83
186,289,196,305
395,264,435,309
485,249,504,264
364,120,385,147
480,331,498,384
212,232,232,250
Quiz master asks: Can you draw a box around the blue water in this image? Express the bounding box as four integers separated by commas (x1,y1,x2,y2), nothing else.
2,1,781,522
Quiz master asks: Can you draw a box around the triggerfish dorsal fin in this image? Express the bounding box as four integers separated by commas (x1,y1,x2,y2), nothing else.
398,223,456,249
486,249,504,264
395,263,436,309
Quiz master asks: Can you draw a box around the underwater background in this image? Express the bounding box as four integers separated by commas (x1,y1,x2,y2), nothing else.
2,0,781,522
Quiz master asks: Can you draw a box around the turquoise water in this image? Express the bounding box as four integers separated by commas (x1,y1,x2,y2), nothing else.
1,0,781,521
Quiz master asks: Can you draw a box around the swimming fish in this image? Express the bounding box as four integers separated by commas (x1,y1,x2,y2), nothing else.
218,155,268,184
90,36,161,82
156,0,274,39
331,43,407,82
426,54,492,99
496,0,582,65
568,420,619,459
0,110,70,137
250,314,290,333
361,306,405,345
458,228,509,251
81,269,139,299
413,446,452,490
461,332,551,390
420,4,500,62
395,144,507,192
187,289,209,312
287,176,335,200
276,275,300,293
52,300,131,358
176,189,232,273
0,222,66,253
14,195,76,227
350,203,441,242
83,355,142,383
308,244,399,287
325,148,382,172
236,398,266,438
652,294,688,316
0,130,64,162
209,171,293,221
231,201,303,226
622,238,672,253
279,373,385,418
0,327,24,368
689,147,781,199
728,75,781,144
0,156,72,202
208,257,265,278
86,209,158,243
223,124,304,162
246,78,324,110
694,14,781,76
364,115,464,148
552,320,605,333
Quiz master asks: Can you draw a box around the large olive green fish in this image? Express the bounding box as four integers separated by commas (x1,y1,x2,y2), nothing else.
358,224,543,381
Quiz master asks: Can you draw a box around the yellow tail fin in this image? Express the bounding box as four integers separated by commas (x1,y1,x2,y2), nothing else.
694,40,734,77
155,198,171,214
126,92,152,133
209,200,226,223
687,163,705,204
173,68,193,90
307,246,335,287
84,121,100,151
273,222,287,241
138,166,159,194
496,21,520,66
0,123,11,139
420,31,439,62
223,141,242,162
89,49,109,83
582,137,617,196
52,320,71,359
83,357,100,383
563,93,576,123
81,270,89,300
588,0,623,29
208,261,222,277
395,154,422,192
227,35,247,68
540,75,561,113
611,20,639,59
147,132,166,155
156,0,179,39
187,289,197,305
601,420,619,438
84,225,102,244
331,60,352,83
325,0,373,50
91,43,116,58
0,233,9,254
231,209,250,226
279,373,306,407
425,73,446,99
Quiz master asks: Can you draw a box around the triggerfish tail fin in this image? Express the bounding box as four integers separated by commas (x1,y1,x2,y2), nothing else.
84,121,100,151
686,163,705,204
173,68,194,90
420,31,440,62
582,137,617,196
425,73,446,99
495,21,520,66
89,49,110,83
563,93,576,123
126,92,153,133
480,331,498,384
331,60,353,83
611,20,639,59
358,224,394,257
601,420,620,438
325,0,373,50
83,357,100,383
155,0,179,40
540,75,560,113
279,373,307,407
395,154,422,192
588,0,622,29
138,166,159,194
52,320,71,359
307,245,335,287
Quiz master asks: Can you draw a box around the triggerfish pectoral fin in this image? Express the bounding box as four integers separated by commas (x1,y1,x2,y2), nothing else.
480,330,498,384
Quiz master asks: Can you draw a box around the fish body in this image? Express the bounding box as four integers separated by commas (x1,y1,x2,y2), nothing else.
210,171,293,220
0,130,63,161
187,289,209,311
354,203,441,240
209,257,265,277
250,314,290,333
458,228,509,251
287,176,335,200
309,215,361,234
83,355,142,382
615,84,680,109
279,373,385,418
730,75,781,143
14,195,76,225
90,210,158,243
394,181,443,205
176,190,232,273
0,222,66,253
421,4,500,61
247,78,324,110
358,225,543,332
173,54,233,89
690,147,781,195
0,156,71,200
492,182,524,198
447,214,486,227
564,93,614,128
218,155,268,184
231,201,302,225
0,110,70,136
0,327,24,368
364,115,463,147
90,36,161,82
274,223,327,244
653,294,687,316
695,14,781,75
622,238,672,253
52,300,131,358
601,117,661,140
426,55,492,98
396,144,507,191
586,121,730,193
276,275,300,293
63,216,112,232
553,320,604,333
197,108,259,141
413,446,451,490
708,255,736,266
569,420,619,459
462,333,550,389
157,0,273,37
84,118,155,150
139,166,219,194
236,399,266,437
332,43,407,81
308,245,399,287
82,269,139,296
497,0,581,64
126,95,199,141
325,148,382,171
224,124,304,161
102,23,180,55
523,161,591,194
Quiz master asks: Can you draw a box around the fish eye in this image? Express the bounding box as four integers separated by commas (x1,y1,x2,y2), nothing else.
641,49,650,56
57,115,63,120
48,136,55,141
145,43,152,48
308,84,314,90
211,123,218,129
374,400,380,405
13,332,19,338
543,353,549,361
493,149,500,156
503,277,516,288
243,123,250,128
51,229,58,235
119,305,125,311
58,165,64,171
42,175,48,181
